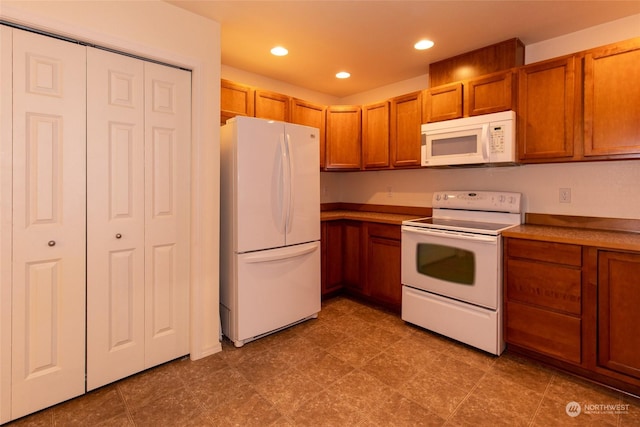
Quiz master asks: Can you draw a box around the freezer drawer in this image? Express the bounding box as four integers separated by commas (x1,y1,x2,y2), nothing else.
222,241,321,347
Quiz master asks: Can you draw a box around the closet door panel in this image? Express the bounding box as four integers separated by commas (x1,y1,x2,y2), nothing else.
1,25,13,425
86,48,145,391
144,62,191,367
10,29,86,419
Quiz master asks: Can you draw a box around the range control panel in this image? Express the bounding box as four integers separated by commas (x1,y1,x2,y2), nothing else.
432,191,522,213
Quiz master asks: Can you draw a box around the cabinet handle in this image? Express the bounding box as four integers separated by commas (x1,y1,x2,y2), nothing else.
48,240,56,247
115,233,122,239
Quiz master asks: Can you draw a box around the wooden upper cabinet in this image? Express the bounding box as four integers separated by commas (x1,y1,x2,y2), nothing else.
517,55,577,162
362,101,390,169
390,91,423,167
425,71,515,123
325,105,362,170
220,79,254,125
290,98,327,169
583,39,640,159
254,89,290,122
466,70,516,116
424,82,463,123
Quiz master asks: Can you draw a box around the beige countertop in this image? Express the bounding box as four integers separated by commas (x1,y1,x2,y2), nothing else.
321,210,424,225
503,224,640,252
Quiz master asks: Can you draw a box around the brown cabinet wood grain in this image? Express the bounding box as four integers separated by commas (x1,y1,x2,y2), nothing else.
517,55,578,162
597,250,640,380
326,105,362,170
504,238,583,364
390,91,423,168
505,236,640,395
466,70,516,116
254,89,290,122
321,221,344,296
342,220,363,291
364,223,401,310
362,101,390,169
424,82,463,123
583,40,640,159
290,98,326,169
220,79,254,125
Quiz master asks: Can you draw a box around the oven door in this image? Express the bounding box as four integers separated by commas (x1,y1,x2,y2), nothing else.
401,225,501,309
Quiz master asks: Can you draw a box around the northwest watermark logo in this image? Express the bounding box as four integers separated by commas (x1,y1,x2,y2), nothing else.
566,401,630,417
565,401,581,417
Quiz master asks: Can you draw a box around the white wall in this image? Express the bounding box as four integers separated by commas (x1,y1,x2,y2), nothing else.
322,15,640,220
0,0,222,367
222,64,339,106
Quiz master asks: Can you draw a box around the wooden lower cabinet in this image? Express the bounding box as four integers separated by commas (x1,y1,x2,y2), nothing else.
596,250,640,380
504,237,640,395
342,221,363,292
320,220,402,312
364,223,402,309
504,239,583,364
321,221,344,296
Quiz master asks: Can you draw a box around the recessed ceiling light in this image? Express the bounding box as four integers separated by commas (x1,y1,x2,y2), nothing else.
336,71,351,79
414,39,435,50
270,46,288,56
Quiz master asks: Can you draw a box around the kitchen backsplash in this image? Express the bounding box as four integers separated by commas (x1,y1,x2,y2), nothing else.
320,159,640,220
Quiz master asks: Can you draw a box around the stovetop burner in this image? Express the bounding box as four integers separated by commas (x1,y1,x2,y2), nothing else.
408,217,517,232
402,191,523,235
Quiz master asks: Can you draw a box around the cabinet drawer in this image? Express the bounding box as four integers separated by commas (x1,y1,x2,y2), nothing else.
506,301,581,364
507,238,581,266
506,258,581,315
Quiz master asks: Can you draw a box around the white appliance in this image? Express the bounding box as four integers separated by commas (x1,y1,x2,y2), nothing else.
220,116,321,347
401,191,522,355
421,110,516,167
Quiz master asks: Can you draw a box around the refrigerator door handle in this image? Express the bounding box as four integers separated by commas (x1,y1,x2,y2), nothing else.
285,133,295,233
279,133,291,234
243,242,319,264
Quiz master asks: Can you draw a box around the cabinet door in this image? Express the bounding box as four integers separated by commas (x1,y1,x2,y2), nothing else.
325,105,361,170
517,56,577,161
220,79,254,124
11,28,86,419
390,91,422,167
583,40,640,159
321,221,344,295
365,223,401,310
255,89,290,122
290,98,326,169
86,48,146,391
423,82,463,123
362,101,390,169
598,251,640,379
144,62,191,368
466,71,515,116
342,221,362,291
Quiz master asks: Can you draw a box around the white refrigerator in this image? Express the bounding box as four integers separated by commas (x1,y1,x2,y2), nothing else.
220,116,321,347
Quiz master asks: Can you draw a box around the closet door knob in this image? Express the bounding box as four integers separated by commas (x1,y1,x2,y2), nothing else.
48,240,56,247
115,233,122,239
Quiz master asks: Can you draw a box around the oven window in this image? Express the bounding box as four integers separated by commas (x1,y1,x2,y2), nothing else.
416,243,475,285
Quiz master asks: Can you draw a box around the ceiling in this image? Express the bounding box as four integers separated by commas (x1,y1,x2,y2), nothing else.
167,1,640,98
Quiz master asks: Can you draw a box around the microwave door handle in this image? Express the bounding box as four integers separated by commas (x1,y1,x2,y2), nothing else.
482,124,490,161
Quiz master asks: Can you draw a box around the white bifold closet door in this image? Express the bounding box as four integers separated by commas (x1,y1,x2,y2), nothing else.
10,29,87,419
86,48,191,391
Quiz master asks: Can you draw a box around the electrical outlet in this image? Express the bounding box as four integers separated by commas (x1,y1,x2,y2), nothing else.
386,186,393,198
559,188,571,203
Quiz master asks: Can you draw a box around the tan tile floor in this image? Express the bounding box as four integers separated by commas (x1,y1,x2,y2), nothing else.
7,296,640,426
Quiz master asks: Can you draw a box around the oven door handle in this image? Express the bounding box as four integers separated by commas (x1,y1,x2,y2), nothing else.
402,226,498,243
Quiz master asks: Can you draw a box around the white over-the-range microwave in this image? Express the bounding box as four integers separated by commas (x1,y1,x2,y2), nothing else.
421,110,516,167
